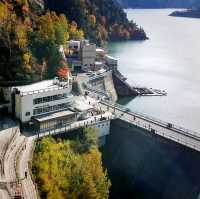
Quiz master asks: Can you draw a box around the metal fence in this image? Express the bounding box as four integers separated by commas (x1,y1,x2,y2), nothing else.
101,100,200,140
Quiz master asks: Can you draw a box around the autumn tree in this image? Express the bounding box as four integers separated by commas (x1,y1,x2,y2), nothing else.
88,14,96,26
29,11,83,79
57,64,70,79
69,21,84,40
71,127,98,154
0,1,34,81
33,129,111,199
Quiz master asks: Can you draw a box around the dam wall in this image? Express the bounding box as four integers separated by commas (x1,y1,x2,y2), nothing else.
104,72,118,102
102,119,200,199
88,71,118,102
113,70,139,97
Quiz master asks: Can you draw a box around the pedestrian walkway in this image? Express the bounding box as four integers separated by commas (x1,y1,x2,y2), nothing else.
99,101,200,152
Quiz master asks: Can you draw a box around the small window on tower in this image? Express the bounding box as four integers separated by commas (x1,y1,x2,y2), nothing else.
25,112,30,116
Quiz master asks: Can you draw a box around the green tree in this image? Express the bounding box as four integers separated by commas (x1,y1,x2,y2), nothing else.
71,127,98,154
33,132,111,199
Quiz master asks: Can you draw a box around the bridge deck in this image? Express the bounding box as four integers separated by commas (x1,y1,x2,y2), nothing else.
99,101,200,152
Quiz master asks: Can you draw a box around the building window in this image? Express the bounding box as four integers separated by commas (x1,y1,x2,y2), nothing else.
25,112,30,116
33,93,69,105
33,102,70,116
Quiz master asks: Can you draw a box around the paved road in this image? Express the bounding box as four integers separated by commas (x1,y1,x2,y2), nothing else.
0,126,38,199
0,127,18,178
19,138,38,199
0,189,10,199
0,127,20,199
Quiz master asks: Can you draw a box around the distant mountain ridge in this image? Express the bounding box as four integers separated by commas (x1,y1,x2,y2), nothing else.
114,0,200,8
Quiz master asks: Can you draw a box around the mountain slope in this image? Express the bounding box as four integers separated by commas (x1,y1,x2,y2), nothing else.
115,0,200,8
44,0,147,44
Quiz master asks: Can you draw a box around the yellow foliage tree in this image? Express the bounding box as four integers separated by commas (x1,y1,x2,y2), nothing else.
89,14,96,26
16,23,28,48
33,134,111,199
38,11,55,42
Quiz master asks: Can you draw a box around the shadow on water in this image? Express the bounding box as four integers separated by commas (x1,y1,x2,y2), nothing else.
117,97,136,106
101,119,200,199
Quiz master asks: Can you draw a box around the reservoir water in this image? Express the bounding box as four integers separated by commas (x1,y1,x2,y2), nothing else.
107,9,200,132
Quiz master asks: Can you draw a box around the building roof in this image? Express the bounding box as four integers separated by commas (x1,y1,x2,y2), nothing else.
74,101,93,112
105,54,118,61
34,110,75,123
95,61,103,66
96,48,105,52
14,79,71,96
15,80,57,92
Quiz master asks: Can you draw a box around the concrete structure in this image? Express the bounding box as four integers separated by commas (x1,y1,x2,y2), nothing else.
96,48,106,61
11,76,73,123
68,40,81,52
105,55,118,70
81,42,96,70
87,70,118,101
33,110,77,133
68,58,82,72
68,40,96,72
35,111,113,146
113,71,139,97
99,100,200,152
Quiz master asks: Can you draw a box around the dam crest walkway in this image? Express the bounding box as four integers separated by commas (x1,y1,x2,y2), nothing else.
98,100,200,152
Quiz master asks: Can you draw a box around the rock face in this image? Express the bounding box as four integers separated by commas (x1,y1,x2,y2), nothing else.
29,0,45,13
112,71,139,97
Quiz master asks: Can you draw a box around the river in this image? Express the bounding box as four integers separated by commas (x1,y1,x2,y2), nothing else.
107,9,200,132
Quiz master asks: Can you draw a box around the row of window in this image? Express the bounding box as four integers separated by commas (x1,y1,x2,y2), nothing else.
97,122,109,128
33,103,69,116
33,93,69,105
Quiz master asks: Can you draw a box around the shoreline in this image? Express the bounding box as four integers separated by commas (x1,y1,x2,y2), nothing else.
169,9,200,18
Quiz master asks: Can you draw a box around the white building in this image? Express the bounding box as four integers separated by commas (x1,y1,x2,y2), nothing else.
96,48,106,60
81,42,96,70
105,55,118,70
68,40,96,72
12,76,73,123
68,40,81,52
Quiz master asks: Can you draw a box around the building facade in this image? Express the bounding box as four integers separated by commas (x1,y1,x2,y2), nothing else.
12,77,73,123
81,43,96,70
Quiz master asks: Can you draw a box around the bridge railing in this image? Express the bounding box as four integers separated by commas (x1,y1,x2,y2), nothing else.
101,100,200,139
36,113,114,138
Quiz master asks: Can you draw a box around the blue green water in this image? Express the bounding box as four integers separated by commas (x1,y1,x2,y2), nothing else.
107,9,200,132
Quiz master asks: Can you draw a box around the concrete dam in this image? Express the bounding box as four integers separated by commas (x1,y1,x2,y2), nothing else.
102,119,200,199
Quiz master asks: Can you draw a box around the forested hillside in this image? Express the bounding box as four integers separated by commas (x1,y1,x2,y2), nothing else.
0,0,84,83
115,0,200,8
0,0,146,84
44,0,147,43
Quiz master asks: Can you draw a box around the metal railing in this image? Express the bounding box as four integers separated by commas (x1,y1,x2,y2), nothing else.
100,100,200,141
20,85,71,96
88,70,112,81
129,119,200,151
37,114,114,139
